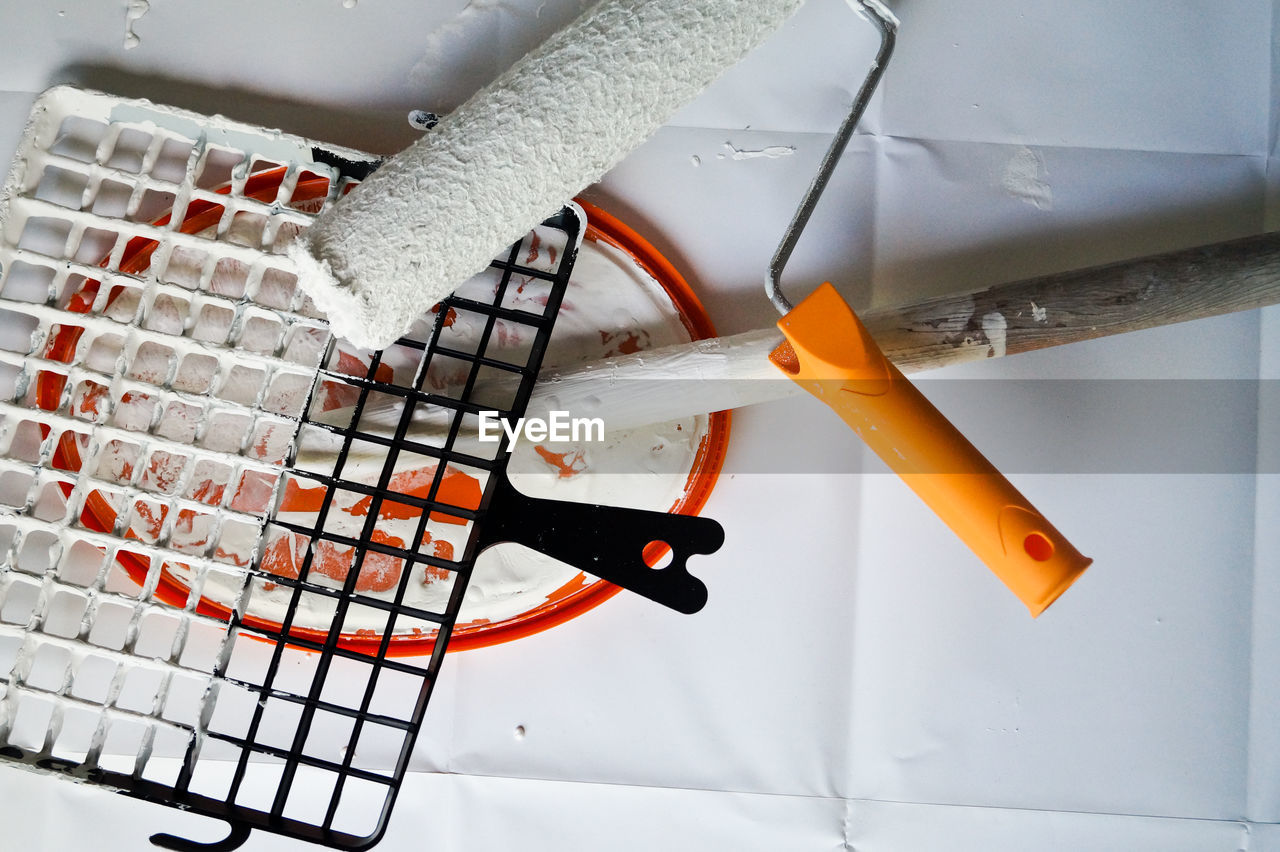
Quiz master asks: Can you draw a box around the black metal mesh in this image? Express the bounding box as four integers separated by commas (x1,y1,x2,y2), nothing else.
178,211,580,847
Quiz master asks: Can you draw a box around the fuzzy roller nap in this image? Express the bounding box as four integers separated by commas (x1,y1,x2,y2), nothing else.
290,0,805,349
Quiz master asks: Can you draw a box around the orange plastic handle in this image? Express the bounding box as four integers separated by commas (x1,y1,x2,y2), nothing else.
770,283,1091,616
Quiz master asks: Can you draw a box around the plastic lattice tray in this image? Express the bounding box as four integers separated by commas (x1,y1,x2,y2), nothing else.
0,87,723,850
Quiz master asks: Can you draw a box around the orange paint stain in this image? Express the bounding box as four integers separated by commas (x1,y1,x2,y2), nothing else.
36,370,69,412
533,445,587,479
319,350,396,412
279,477,329,513
347,494,424,522
74,380,109,419
213,545,252,568
544,571,593,605
598,328,649,357
43,324,84,364
258,529,407,594
188,477,226,507
419,532,455,584
145,450,186,493
66,278,101,314
229,470,278,514
127,500,168,543
430,304,459,327
346,465,480,526
172,508,208,544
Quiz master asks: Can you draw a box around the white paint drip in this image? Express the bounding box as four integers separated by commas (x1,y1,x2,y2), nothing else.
1001,146,1052,211
123,0,149,50
722,141,796,161
1030,301,1048,323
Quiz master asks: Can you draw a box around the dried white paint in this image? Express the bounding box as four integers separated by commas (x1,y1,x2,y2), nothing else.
123,0,149,50
1001,146,1052,211
982,311,1008,358
722,141,796,161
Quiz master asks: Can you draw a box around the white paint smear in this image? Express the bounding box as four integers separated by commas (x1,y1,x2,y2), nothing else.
123,0,149,50
723,141,796,161
982,311,1008,358
1001,145,1052,211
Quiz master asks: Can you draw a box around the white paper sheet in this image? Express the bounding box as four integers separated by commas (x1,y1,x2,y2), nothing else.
0,0,1277,849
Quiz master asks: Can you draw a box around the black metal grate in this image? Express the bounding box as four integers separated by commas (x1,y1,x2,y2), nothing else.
175,209,582,849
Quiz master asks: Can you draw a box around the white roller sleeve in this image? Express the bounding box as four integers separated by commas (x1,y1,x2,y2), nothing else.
290,0,806,350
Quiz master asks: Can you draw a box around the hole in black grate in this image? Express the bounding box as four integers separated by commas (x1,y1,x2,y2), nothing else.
42,589,89,639
206,681,259,740
1,576,41,625
350,721,406,778
318,655,374,712
255,267,298,310
160,673,207,726
186,738,241,799
233,755,288,811
140,725,192,786
17,528,61,576
8,693,57,752
143,291,190,335
227,211,267,249
189,299,234,344
115,665,165,714
282,765,341,825
330,775,392,837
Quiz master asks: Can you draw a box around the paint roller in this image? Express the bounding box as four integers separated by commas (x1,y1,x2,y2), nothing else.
290,0,807,350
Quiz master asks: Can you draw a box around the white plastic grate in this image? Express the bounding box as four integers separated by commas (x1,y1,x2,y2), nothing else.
0,87,362,809
0,87,589,849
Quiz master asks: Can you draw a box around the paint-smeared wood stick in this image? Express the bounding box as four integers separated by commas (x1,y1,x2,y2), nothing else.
525,231,1280,431
873,229,1280,373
